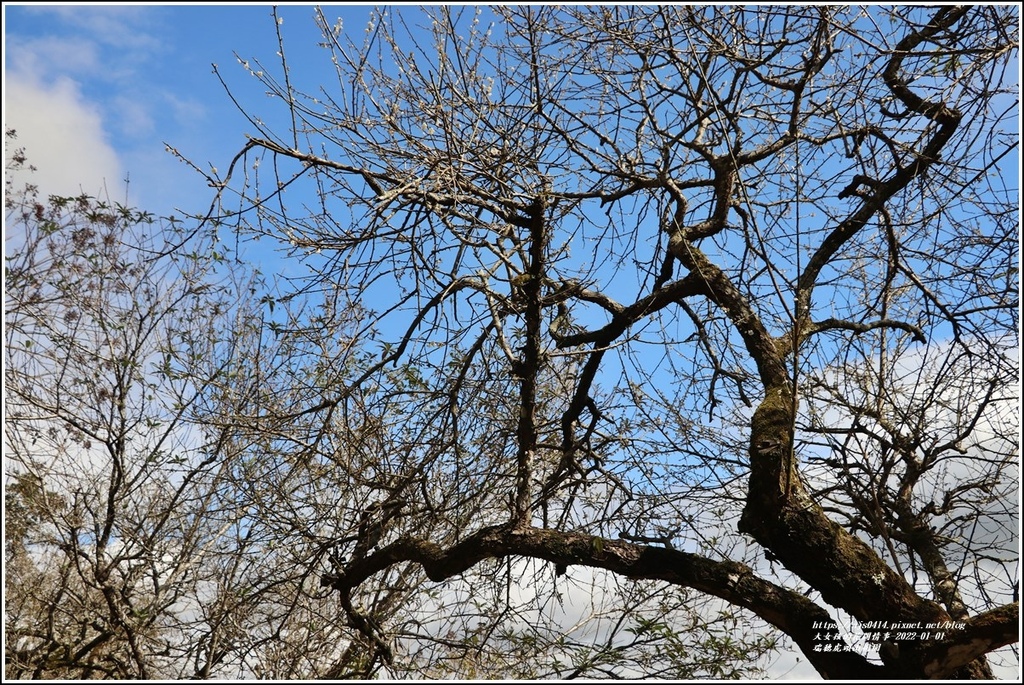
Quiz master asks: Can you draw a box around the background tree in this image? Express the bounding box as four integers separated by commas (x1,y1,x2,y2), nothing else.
4,137,255,678
197,4,1019,679
3,137,421,678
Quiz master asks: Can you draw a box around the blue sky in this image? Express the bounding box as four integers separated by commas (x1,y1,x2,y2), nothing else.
3,3,378,216
3,5,1017,679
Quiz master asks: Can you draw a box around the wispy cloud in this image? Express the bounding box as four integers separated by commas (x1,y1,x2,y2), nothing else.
16,5,161,53
5,34,103,81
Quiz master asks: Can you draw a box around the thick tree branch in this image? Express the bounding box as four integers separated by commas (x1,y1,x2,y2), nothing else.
920,602,1019,678
512,195,548,524
322,525,884,678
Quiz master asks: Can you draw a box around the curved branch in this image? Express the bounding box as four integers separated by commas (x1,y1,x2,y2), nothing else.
795,6,967,328
920,602,1019,678
322,524,884,679
806,317,926,344
553,273,707,349
247,135,393,196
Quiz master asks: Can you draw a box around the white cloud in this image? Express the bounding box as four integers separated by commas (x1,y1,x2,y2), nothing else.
5,70,123,200
3,5,217,213
2,5,172,204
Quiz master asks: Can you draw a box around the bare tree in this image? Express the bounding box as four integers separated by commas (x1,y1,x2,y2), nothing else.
192,4,1019,679
3,139,399,678
3,139,251,677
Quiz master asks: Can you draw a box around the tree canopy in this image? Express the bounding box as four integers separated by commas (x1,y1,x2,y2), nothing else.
7,5,1019,679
